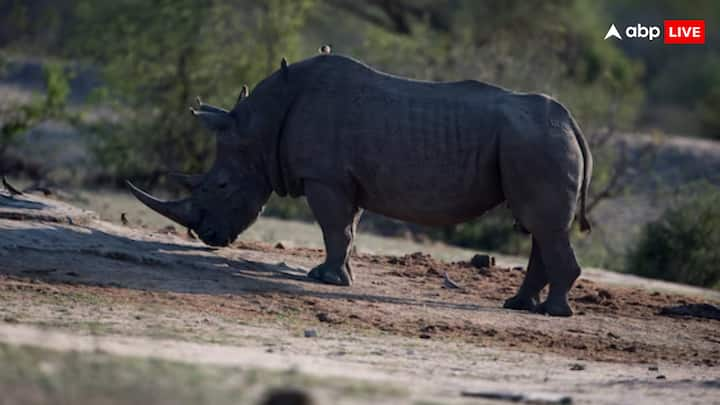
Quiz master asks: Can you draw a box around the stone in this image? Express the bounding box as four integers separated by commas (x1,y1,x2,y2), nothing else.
471,254,495,269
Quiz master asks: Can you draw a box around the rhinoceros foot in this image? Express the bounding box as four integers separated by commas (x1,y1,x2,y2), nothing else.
534,297,574,317
503,294,539,312
307,263,353,286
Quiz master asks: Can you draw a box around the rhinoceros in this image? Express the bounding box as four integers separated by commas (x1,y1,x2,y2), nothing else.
128,52,592,317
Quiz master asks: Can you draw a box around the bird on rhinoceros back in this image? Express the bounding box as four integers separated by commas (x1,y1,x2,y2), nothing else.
128,50,592,317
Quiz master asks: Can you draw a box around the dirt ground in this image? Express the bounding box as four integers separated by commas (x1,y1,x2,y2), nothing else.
1,192,719,404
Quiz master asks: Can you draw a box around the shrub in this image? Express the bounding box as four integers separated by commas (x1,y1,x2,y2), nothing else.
442,208,531,255
626,190,720,289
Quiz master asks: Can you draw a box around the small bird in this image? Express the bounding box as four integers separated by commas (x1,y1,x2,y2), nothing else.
2,176,23,196
319,44,331,54
120,212,129,225
443,271,461,289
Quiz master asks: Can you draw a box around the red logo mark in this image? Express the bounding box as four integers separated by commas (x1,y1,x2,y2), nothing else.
664,20,705,44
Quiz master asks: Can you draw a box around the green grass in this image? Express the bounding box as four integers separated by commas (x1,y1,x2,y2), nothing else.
0,343,408,405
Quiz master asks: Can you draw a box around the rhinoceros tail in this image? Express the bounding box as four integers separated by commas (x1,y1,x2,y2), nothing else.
569,115,593,232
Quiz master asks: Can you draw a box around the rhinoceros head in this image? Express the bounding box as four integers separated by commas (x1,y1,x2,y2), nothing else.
127,85,272,247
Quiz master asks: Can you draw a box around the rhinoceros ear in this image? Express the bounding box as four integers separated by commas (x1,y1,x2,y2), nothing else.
280,57,288,82
194,96,228,115
236,85,249,105
189,108,234,132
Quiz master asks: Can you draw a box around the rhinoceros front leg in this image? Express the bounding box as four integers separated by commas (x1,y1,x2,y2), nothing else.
304,181,361,286
503,237,547,311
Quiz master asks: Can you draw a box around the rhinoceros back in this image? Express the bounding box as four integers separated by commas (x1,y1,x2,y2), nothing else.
281,55,510,225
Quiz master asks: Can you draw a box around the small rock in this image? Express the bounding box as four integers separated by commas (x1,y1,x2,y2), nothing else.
3,316,18,323
512,266,524,272
157,225,177,234
648,366,659,371
598,289,613,300
471,254,495,269
656,375,666,380
304,329,318,338
570,363,586,371
419,333,431,339
316,312,335,323
260,388,314,405
275,240,293,250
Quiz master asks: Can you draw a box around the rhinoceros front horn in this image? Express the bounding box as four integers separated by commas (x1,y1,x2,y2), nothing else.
126,180,200,229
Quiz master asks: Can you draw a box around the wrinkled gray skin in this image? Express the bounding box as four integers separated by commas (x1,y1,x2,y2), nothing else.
129,54,592,317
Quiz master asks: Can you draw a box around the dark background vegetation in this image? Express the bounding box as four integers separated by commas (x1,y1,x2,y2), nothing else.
1,0,719,288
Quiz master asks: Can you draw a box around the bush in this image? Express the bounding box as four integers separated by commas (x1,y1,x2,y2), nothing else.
441,208,531,255
626,191,720,289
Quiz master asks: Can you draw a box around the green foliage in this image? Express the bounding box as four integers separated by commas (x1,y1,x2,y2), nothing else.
626,190,720,288
0,62,71,169
355,0,643,138
442,209,530,255
71,0,315,179
262,195,314,222
698,85,720,140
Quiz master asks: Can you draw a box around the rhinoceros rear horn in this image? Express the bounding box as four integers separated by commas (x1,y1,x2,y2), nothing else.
190,108,233,132
126,180,200,229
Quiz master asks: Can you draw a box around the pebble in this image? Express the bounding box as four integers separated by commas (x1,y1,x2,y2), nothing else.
470,254,495,269
260,388,314,405
304,329,318,338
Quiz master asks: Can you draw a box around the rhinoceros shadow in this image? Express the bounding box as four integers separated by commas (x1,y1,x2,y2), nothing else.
0,222,491,313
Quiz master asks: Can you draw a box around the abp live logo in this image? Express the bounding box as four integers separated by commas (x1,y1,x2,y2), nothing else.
604,20,705,44
664,20,704,44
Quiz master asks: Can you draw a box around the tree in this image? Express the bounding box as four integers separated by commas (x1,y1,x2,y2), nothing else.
70,0,314,183
0,63,71,175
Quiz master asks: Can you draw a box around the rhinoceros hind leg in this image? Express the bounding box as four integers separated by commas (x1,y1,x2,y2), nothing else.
308,262,353,286
504,237,546,312
304,181,361,286
532,232,580,317
534,297,573,317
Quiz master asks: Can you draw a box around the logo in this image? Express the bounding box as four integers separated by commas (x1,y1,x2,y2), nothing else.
604,20,705,44
664,20,705,44
604,24,622,40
